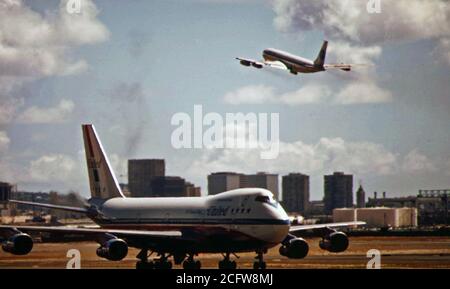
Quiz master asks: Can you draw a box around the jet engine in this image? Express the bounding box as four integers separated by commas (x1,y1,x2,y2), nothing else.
319,231,349,253
96,238,128,261
279,237,309,259
2,233,33,255
240,60,251,67
251,63,263,69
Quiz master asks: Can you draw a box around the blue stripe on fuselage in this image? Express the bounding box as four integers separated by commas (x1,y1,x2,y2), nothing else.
96,218,290,226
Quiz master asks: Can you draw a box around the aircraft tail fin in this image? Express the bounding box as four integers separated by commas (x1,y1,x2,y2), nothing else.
314,40,328,67
82,124,125,200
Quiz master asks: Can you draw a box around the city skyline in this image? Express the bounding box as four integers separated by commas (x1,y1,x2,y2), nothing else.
0,1,450,199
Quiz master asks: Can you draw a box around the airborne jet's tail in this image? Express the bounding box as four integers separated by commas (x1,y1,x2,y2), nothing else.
82,124,125,200
314,40,328,67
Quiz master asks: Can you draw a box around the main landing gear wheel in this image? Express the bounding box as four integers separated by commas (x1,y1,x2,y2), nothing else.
154,253,173,269
136,248,155,270
135,249,172,269
218,253,237,269
136,260,154,269
253,250,266,269
183,254,201,269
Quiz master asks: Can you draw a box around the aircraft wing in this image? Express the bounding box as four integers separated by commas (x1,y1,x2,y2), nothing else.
289,221,365,233
236,57,287,70
0,225,181,238
9,200,88,214
0,224,185,253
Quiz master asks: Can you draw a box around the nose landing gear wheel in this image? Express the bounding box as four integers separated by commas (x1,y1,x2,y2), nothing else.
253,250,266,269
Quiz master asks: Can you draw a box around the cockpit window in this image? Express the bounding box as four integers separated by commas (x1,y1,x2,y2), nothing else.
255,195,270,203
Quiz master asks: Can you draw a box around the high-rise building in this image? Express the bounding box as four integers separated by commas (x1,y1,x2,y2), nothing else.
128,159,165,197
207,172,241,195
244,172,279,200
324,172,353,214
356,185,366,208
185,182,201,197
0,182,12,203
207,172,279,199
281,173,309,214
150,176,186,197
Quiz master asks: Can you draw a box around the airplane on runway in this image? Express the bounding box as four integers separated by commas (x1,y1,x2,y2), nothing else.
236,40,356,75
0,124,364,269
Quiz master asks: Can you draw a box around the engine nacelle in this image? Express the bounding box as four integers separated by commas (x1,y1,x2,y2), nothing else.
252,63,263,69
96,238,128,261
279,237,309,259
240,60,251,67
2,233,33,255
319,231,349,253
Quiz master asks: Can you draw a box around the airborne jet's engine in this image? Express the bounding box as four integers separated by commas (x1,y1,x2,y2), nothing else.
279,235,309,259
96,238,128,261
319,230,349,253
1,233,33,255
240,60,251,67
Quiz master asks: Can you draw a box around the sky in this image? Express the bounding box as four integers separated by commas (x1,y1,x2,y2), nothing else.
0,0,449,200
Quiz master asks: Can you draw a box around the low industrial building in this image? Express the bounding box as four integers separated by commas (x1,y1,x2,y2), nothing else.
333,207,418,228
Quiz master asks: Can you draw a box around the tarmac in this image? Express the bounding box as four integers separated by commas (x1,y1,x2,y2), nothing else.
0,236,449,269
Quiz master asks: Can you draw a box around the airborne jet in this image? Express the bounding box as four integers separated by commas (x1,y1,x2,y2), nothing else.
0,124,364,269
236,40,355,75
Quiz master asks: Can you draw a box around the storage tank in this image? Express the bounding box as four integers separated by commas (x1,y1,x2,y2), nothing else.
396,207,418,227
356,207,398,228
333,208,357,223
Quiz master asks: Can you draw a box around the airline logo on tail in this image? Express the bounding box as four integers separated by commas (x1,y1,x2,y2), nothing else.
82,124,125,200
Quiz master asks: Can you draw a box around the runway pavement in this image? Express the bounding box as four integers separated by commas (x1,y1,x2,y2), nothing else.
0,236,449,269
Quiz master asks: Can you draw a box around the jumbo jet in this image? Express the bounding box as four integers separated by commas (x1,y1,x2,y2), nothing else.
0,124,364,269
236,40,354,75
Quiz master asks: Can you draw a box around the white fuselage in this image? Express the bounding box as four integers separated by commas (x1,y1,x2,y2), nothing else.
263,48,324,73
92,188,290,252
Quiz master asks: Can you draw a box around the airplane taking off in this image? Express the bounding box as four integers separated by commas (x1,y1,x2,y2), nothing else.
236,40,355,75
0,124,364,269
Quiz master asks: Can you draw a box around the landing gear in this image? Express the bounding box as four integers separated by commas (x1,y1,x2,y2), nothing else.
183,254,201,269
218,253,237,269
289,69,298,75
154,253,173,269
253,250,266,269
136,248,154,269
135,249,172,269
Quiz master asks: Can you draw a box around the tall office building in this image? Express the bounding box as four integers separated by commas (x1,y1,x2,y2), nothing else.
282,173,309,214
0,182,12,203
207,172,241,195
150,176,186,197
245,172,279,201
208,172,279,200
128,159,165,197
324,172,353,214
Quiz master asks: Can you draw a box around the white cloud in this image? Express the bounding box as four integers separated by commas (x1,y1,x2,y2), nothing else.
224,82,390,105
401,149,436,174
17,99,74,124
280,84,330,105
224,84,276,104
271,0,450,105
273,0,450,46
334,81,392,104
435,38,450,65
187,136,398,183
0,0,109,127
0,130,10,152
29,153,78,182
0,0,109,78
